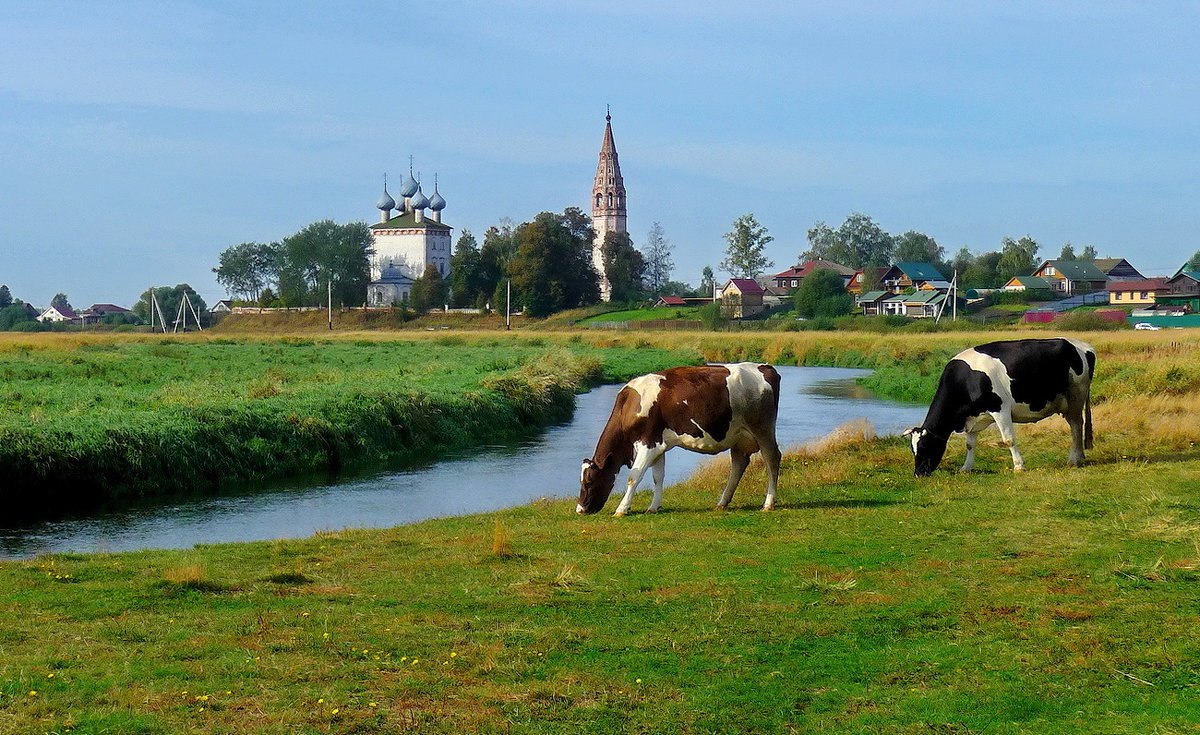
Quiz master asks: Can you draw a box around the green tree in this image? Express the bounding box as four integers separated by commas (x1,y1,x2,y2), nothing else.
720,214,774,278
448,229,483,307
793,269,853,318
951,247,975,277
1080,244,1097,260
508,209,600,317
0,303,36,330
480,219,518,310
1059,242,1077,261
800,213,894,269
51,293,71,310
0,285,11,309
894,230,945,267
699,266,716,296
1184,250,1200,272
213,241,277,301
997,236,1041,282
643,222,674,293
962,251,1003,290
409,264,448,313
601,231,646,302
275,220,371,307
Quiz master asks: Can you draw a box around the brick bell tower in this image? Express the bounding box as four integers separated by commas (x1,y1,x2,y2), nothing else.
591,108,627,301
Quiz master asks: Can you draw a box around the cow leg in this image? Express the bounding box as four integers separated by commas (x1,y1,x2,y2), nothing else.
960,431,978,472
989,412,1025,472
1066,408,1086,467
716,449,751,509
646,455,666,513
758,437,782,511
615,443,661,516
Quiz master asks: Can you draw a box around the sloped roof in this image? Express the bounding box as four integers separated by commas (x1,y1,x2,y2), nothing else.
369,209,452,231
1006,276,1056,289
884,290,943,305
657,295,687,306
799,259,856,277
1040,260,1108,281
856,290,891,303
890,262,946,281
42,305,77,319
1105,278,1168,292
86,303,130,313
1167,271,1200,284
772,266,806,279
723,278,765,294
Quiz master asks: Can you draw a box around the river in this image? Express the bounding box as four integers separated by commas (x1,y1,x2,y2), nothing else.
0,366,926,559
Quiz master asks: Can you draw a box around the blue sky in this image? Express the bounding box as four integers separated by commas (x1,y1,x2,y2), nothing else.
2,1,1197,308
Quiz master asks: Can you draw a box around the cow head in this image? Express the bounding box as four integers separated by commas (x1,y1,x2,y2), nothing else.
902,427,948,477
577,456,616,514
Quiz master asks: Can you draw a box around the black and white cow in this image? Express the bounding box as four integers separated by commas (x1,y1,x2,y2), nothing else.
577,363,782,516
903,338,1096,476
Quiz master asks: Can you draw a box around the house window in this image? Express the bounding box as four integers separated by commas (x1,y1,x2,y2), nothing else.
1045,266,1056,275
1114,292,1122,300
1141,291,1149,299
792,279,798,287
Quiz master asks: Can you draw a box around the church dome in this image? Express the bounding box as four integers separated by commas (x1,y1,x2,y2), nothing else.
410,185,429,210
428,184,446,211
376,187,396,211
399,172,419,197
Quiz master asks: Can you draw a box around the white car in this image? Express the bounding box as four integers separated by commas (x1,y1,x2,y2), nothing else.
1134,322,1161,330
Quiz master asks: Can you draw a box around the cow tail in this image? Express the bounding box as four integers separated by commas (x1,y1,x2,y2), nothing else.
1084,349,1096,450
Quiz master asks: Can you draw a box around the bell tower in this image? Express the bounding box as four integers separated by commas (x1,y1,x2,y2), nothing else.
591,108,627,301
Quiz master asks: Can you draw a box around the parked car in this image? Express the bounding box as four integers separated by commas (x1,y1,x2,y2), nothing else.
1134,322,1161,330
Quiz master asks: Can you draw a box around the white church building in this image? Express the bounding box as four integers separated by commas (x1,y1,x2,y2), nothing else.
367,170,451,306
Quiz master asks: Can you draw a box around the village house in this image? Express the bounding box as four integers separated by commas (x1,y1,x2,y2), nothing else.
770,260,855,293
717,278,765,318
654,295,687,308
847,266,890,295
1031,260,1109,295
1091,257,1145,282
1105,278,1169,306
855,290,893,316
38,305,79,323
879,290,960,318
1001,275,1057,292
880,263,946,292
80,303,132,324
1166,270,1200,295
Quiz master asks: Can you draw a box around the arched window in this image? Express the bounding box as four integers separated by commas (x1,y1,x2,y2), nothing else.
607,193,613,207
595,193,602,208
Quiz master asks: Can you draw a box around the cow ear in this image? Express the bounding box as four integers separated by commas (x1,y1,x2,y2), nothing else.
901,427,916,437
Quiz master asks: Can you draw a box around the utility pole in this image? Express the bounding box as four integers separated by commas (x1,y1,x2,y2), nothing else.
505,278,511,331
327,278,333,330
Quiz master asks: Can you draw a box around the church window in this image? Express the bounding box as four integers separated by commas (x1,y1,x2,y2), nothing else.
595,193,602,208
607,193,613,207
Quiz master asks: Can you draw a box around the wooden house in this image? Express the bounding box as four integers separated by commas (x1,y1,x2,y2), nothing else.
1001,275,1056,292
718,278,765,318
771,260,855,292
1105,278,1169,306
855,290,893,316
880,263,945,292
1031,260,1109,295
847,266,890,295
38,305,79,323
1091,258,1144,282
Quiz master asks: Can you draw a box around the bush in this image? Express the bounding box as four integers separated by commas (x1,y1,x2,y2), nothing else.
698,302,729,330
1055,310,1132,331
990,289,1058,305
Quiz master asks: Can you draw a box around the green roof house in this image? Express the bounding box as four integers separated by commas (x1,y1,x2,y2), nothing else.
881,263,946,292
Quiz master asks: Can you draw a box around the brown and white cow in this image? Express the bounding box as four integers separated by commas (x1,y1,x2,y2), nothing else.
577,363,782,516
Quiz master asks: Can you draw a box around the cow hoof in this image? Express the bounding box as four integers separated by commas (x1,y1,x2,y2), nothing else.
761,504,774,511
645,507,659,514
613,510,627,517
1013,467,1025,474
714,504,728,511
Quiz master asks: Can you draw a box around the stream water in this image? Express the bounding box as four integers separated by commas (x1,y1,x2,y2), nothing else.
0,366,926,559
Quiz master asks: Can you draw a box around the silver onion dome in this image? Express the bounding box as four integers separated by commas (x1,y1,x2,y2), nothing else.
376,186,396,211
409,184,429,210
399,172,419,197
428,184,446,211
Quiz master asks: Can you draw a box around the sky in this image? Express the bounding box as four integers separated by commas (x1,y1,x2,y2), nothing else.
1,1,1197,308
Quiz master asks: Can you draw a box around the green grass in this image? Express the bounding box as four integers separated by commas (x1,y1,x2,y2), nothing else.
0,334,697,516
2,422,1198,733
577,306,701,323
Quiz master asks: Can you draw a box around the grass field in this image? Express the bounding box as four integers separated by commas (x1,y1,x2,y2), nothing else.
576,306,702,323
0,333,693,516
2,329,1199,733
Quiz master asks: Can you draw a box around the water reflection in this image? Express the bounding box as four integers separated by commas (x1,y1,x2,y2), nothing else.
0,367,924,559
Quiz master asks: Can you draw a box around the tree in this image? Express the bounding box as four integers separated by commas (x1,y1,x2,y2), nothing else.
448,229,483,307
793,269,853,318
51,293,71,310
997,236,1040,282
275,220,371,307
962,251,1003,290
0,285,11,309
213,241,276,302
1059,242,1077,261
800,213,894,269
894,230,944,266
1185,250,1200,272
642,222,674,294
508,209,600,317
409,263,448,313
1079,244,1097,260
699,266,716,296
134,284,208,329
601,231,646,302
480,219,518,309
951,246,975,276
720,214,774,278
0,304,36,330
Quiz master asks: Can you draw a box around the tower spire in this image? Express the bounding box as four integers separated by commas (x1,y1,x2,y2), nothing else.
590,109,626,302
